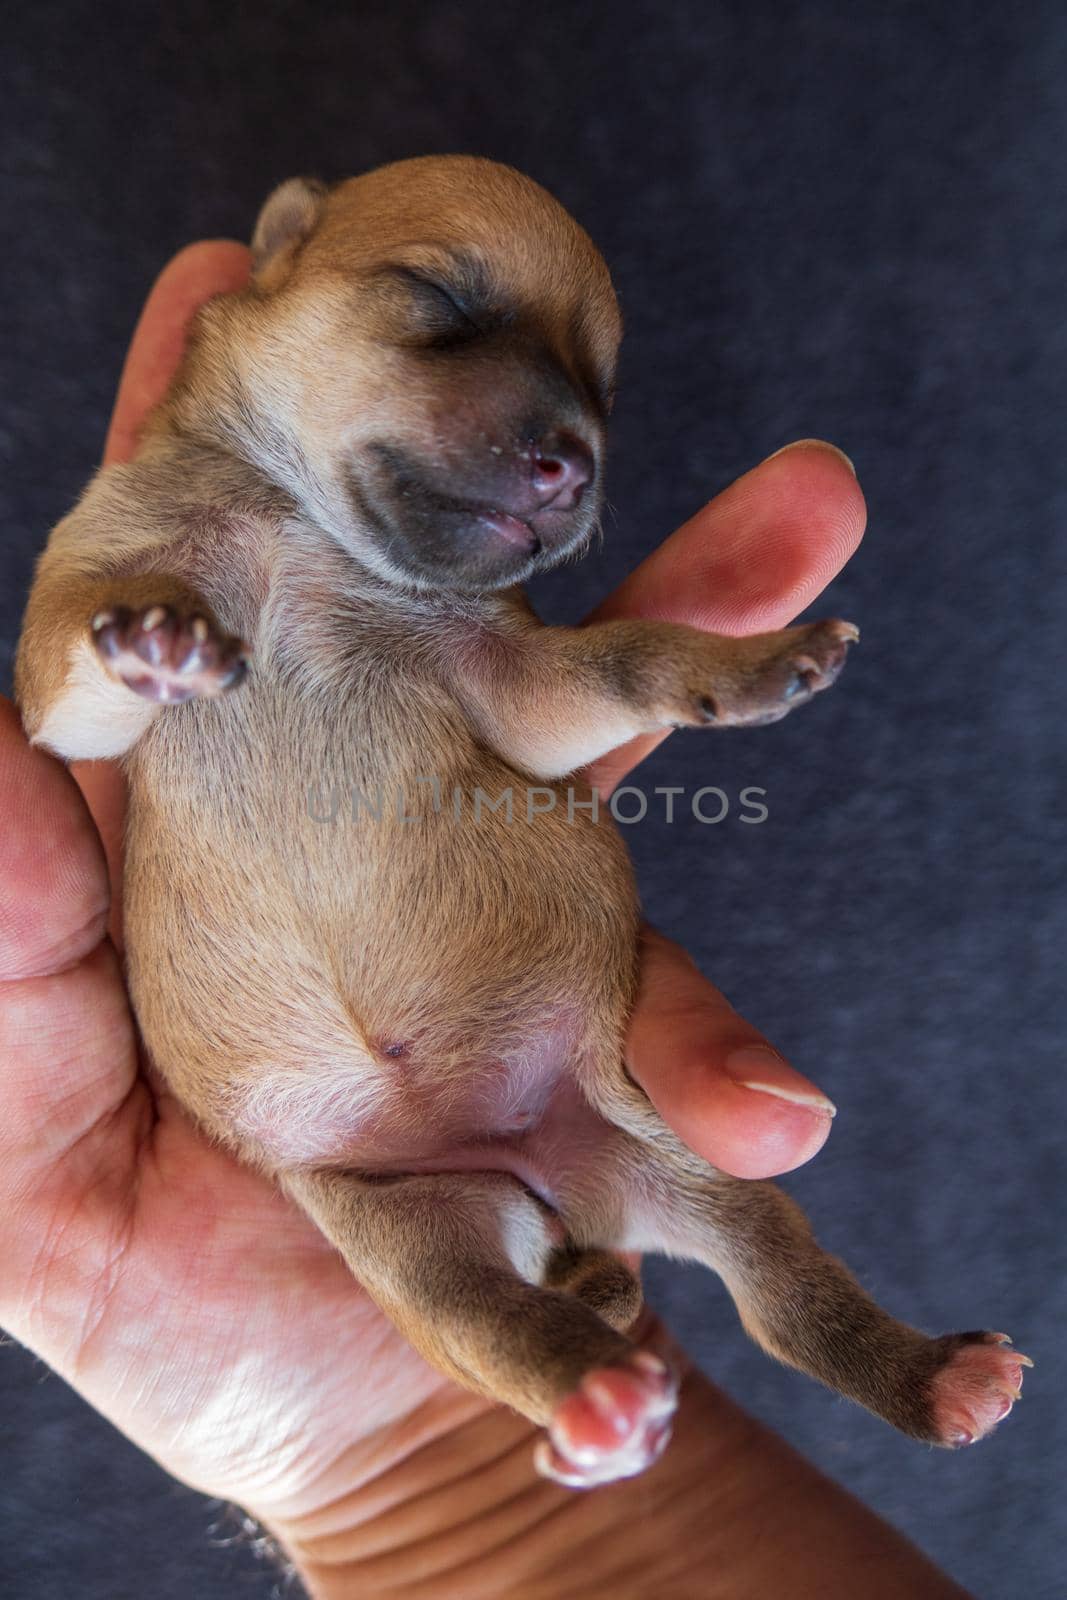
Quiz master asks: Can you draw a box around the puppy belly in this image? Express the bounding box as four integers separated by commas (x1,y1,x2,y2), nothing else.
232,1012,590,1174
125,689,640,1174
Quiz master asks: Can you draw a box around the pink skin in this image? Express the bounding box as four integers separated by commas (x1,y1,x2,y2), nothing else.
536,1351,680,1488
929,1334,1033,1447
92,604,247,703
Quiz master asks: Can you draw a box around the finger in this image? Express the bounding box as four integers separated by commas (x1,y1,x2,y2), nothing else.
71,759,128,947
0,699,109,982
103,240,251,467
627,927,836,1178
0,698,140,1182
585,440,866,795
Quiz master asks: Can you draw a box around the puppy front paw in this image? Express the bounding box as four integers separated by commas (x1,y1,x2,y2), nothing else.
678,618,859,729
927,1332,1032,1447
534,1350,678,1489
91,605,248,703
773,617,859,710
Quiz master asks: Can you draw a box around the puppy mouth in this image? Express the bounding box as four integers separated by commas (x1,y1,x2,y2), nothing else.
412,485,581,561
438,492,593,572
478,508,541,555
355,442,598,588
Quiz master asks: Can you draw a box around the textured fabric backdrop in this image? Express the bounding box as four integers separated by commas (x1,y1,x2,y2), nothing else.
2,3,1064,1596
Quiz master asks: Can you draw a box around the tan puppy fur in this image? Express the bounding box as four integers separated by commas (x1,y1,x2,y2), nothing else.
16,158,1027,1484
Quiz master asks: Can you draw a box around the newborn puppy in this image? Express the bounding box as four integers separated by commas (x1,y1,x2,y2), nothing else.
16,157,1027,1486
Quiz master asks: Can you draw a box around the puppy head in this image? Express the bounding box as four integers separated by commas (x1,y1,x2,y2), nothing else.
237,157,621,592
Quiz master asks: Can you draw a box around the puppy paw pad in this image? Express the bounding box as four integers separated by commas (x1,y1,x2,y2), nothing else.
929,1334,1032,1447
91,605,248,703
536,1351,679,1488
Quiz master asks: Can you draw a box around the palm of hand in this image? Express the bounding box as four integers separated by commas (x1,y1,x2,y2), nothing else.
95,1097,451,1510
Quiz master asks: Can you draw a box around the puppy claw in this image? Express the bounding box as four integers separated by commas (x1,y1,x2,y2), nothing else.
91,604,248,704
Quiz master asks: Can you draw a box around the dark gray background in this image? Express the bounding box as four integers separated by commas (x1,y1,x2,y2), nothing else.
2,2,1064,1596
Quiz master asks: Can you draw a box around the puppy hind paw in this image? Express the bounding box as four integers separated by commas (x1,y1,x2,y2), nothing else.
91,605,248,703
535,1351,679,1489
928,1332,1033,1447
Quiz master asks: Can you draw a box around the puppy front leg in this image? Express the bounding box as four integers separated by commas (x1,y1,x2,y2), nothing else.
459,614,858,779
285,1168,676,1487
17,565,247,760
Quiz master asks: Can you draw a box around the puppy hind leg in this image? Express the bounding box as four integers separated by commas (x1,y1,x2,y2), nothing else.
544,1244,644,1333
285,1168,677,1487
605,1132,1029,1448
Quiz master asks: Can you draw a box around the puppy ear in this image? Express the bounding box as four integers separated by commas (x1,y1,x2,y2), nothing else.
251,177,328,274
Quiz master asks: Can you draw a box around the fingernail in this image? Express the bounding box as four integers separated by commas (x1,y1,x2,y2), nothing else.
725,1046,837,1117
765,438,857,477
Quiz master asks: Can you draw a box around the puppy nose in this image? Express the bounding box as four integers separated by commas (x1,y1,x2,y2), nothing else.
530,431,594,510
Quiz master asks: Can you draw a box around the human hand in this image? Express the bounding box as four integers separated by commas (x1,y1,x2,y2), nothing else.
0,243,895,1597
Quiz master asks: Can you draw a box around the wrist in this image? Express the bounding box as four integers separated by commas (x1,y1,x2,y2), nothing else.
264,1369,971,1600
269,1374,742,1600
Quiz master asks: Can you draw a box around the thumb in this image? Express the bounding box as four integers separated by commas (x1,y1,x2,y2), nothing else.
627,927,836,1179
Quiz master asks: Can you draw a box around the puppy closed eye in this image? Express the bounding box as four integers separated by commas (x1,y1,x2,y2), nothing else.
391,268,490,348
